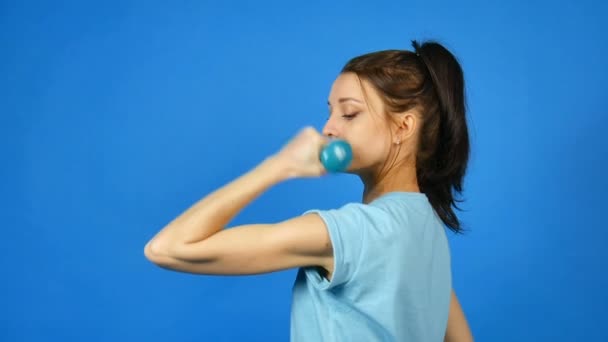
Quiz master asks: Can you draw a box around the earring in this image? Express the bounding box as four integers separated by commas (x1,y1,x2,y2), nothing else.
395,139,401,145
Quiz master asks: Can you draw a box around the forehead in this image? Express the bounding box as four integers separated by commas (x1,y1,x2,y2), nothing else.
328,72,384,114
328,72,365,104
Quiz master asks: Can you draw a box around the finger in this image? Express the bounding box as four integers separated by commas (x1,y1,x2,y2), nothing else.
318,163,328,176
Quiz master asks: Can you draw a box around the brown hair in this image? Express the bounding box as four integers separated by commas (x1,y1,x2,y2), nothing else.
342,40,470,233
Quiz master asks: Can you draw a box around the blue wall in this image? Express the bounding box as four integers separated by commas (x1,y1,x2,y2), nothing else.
2,1,607,340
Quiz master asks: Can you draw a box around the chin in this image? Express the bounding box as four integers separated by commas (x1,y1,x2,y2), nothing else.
344,163,367,176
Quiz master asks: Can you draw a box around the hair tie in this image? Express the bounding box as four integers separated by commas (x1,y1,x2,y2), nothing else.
411,40,422,57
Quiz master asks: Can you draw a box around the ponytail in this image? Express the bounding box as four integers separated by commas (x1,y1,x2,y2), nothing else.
412,40,470,233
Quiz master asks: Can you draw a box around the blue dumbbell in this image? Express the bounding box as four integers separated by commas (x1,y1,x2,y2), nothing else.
320,139,353,173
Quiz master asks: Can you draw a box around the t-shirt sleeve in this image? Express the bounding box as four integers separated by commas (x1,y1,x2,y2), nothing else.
300,202,370,290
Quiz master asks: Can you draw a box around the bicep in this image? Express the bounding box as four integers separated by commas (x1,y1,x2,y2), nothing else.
145,214,333,275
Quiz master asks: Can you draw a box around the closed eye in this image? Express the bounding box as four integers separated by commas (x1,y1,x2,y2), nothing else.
342,112,359,120
326,112,360,121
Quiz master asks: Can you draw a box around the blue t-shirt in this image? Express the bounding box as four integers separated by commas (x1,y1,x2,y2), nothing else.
290,192,451,341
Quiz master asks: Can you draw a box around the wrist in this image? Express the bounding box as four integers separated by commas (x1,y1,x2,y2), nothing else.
260,155,296,182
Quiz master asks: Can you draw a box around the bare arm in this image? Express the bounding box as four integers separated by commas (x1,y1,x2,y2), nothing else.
144,127,334,276
444,289,474,342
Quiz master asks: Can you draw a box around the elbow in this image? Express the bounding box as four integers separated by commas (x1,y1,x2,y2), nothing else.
144,239,161,264
144,238,175,266
143,240,157,261
144,236,199,268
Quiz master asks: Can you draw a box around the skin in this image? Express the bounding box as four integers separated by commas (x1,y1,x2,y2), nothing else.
144,71,473,341
324,72,421,203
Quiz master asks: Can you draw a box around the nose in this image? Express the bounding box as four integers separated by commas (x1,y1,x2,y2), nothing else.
322,117,338,138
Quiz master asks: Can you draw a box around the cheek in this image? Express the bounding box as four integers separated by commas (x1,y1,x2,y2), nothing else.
348,134,389,167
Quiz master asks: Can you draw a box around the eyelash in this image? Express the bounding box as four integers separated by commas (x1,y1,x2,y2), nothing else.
326,112,360,121
342,112,360,120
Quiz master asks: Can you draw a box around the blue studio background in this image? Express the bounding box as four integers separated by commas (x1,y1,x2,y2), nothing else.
2,1,607,341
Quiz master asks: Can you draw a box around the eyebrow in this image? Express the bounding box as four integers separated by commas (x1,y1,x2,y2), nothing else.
327,97,363,106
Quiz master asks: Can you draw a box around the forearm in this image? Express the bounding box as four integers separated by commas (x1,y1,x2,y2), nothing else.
444,290,474,342
146,156,289,251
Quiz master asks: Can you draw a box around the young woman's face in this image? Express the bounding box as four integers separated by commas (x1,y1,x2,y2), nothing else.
324,72,395,174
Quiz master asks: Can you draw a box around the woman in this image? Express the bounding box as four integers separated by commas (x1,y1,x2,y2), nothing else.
144,40,474,341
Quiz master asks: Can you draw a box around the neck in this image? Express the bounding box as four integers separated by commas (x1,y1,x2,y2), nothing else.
359,162,420,204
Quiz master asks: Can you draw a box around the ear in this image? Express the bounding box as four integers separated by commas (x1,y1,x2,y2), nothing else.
392,110,418,144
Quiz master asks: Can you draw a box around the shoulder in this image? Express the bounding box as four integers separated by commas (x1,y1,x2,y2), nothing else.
305,200,390,225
